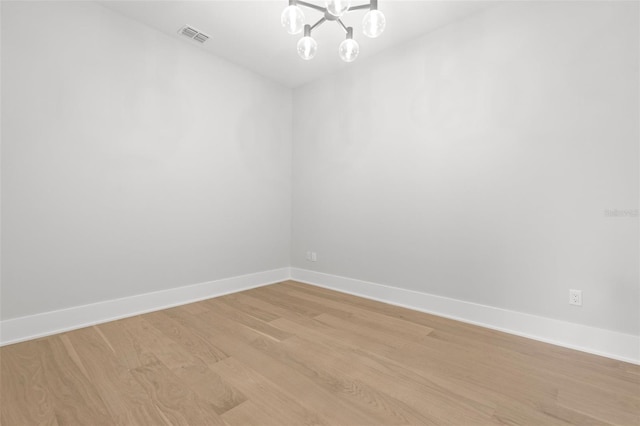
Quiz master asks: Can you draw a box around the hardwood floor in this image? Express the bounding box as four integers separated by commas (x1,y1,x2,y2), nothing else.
1,280,639,425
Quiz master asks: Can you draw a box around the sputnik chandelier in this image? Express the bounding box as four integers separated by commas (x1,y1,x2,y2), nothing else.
281,0,386,62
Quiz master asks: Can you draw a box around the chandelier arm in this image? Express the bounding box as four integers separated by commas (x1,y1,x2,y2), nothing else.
347,3,372,11
310,17,327,31
336,18,349,33
297,1,326,12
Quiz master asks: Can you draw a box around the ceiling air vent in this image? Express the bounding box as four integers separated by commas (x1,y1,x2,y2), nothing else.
178,25,210,44
193,33,209,43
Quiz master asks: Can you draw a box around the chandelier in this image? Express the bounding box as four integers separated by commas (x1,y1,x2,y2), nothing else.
281,0,386,62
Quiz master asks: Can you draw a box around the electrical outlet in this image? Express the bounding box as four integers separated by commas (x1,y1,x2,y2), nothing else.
305,251,312,261
569,289,582,306
311,252,317,262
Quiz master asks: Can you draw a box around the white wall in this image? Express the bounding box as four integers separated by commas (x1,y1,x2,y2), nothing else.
2,0,638,342
1,1,292,320
292,1,639,335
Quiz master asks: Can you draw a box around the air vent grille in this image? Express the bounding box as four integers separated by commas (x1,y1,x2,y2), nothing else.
193,33,209,43
178,25,210,44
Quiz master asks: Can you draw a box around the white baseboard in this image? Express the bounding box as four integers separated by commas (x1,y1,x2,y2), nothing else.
0,268,291,347
4,266,638,365
291,268,640,365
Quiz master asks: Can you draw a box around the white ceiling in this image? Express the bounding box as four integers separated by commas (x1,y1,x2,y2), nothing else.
101,0,495,88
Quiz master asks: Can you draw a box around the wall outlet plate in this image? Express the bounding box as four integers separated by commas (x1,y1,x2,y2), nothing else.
569,289,582,306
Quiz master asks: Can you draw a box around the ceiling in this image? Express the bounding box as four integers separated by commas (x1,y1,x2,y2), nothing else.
101,0,495,88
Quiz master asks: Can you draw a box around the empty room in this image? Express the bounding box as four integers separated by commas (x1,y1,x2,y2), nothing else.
1,0,638,424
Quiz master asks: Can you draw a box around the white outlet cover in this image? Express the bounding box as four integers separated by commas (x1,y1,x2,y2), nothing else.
569,289,582,306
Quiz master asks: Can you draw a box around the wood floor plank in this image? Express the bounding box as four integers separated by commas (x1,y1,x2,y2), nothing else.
491,401,573,426
171,362,247,416
312,312,562,400
234,291,313,321
249,336,436,425
94,313,241,417
272,313,562,416
267,282,436,339
0,340,57,426
177,301,212,316
2,280,638,425
537,400,616,426
145,308,229,364
271,317,498,423
93,316,161,370
427,326,640,398
557,382,640,425
62,327,171,426
100,312,246,418
220,401,281,426
216,293,282,322
39,336,113,425
182,308,388,425
286,334,496,425
142,312,247,415
205,297,294,342
245,285,325,317
277,312,516,414
211,357,328,425
270,314,498,407
129,355,227,425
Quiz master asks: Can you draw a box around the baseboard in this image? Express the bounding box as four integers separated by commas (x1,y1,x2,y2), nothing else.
291,268,640,365
4,266,638,364
0,267,291,347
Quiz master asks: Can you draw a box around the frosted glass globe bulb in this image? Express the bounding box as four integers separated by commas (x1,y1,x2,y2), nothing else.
281,5,305,35
363,9,385,38
297,36,318,60
325,0,351,17
339,38,359,62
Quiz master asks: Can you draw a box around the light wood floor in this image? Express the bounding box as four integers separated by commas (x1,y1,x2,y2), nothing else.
1,281,639,425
